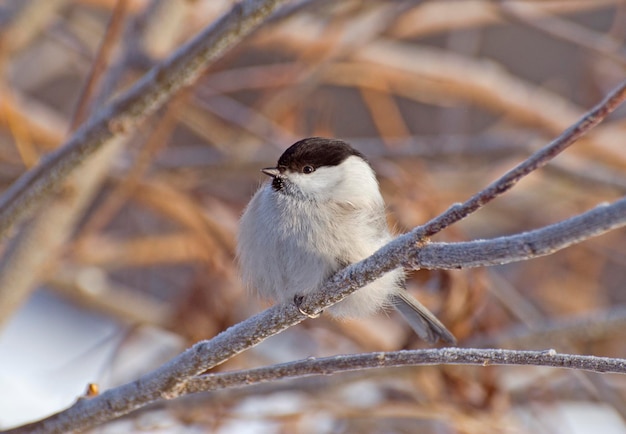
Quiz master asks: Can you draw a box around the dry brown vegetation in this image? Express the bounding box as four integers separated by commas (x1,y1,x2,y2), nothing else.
1,0,626,432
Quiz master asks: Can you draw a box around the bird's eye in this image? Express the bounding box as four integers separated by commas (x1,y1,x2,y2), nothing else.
302,165,315,174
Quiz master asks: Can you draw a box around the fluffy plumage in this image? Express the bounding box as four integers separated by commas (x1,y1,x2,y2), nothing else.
237,137,455,344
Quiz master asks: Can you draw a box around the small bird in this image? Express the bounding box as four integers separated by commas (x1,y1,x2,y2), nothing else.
237,137,455,344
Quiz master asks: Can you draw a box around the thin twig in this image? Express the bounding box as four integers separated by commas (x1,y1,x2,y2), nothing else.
0,0,290,240
69,0,130,130
182,348,626,394
414,79,626,238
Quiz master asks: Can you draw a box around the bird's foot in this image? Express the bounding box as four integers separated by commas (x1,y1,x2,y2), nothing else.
294,294,322,318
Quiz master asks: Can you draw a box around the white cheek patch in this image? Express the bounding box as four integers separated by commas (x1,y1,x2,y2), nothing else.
285,156,383,206
288,166,342,198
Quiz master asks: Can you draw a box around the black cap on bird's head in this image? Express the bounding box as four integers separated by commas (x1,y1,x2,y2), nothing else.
262,137,367,191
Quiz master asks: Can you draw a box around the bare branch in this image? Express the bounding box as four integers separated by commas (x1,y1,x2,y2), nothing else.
410,79,626,238
0,0,290,240
182,348,626,394
69,0,130,129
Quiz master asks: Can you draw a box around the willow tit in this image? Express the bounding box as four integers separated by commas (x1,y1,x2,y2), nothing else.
237,137,455,344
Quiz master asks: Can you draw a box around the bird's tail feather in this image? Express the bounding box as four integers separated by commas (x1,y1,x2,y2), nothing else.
391,292,456,344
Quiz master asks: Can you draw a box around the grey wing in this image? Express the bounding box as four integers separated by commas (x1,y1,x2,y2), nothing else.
391,291,456,344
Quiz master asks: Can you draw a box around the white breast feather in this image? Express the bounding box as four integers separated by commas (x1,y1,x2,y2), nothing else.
237,156,404,318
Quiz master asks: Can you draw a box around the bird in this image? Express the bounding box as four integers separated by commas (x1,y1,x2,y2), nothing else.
237,137,455,344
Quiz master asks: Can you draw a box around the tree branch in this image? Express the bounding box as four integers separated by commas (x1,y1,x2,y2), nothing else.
411,78,626,238
297,197,626,315
182,348,626,394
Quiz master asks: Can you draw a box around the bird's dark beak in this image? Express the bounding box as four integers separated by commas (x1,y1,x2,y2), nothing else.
261,167,280,178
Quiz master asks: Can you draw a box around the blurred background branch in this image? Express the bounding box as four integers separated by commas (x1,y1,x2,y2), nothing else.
0,0,289,239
